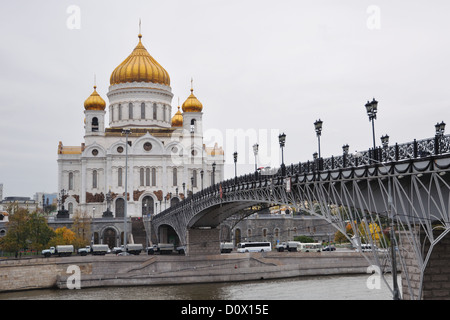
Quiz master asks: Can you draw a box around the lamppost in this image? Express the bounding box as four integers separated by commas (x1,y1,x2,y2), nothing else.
342,144,349,168
233,151,238,183
381,134,389,162
314,119,323,158
212,162,216,185
354,151,400,300
435,121,446,154
365,98,378,154
253,143,259,172
122,129,131,248
278,133,286,176
200,170,204,190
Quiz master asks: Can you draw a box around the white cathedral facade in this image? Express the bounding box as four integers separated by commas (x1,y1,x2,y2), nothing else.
57,32,225,219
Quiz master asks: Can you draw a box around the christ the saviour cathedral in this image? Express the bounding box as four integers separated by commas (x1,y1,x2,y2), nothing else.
57,32,225,222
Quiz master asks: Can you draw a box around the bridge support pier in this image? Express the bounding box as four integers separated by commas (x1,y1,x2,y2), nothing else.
186,227,220,256
402,229,450,300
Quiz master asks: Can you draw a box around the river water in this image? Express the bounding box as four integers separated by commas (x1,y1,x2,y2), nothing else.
0,274,398,300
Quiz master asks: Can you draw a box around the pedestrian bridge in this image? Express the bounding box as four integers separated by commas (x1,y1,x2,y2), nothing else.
153,134,450,300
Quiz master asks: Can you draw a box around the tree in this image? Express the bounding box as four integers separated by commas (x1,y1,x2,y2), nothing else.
71,210,92,248
0,206,30,256
26,212,55,252
48,227,76,247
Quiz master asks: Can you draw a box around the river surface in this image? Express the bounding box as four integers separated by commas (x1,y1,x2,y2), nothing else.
0,274,399,300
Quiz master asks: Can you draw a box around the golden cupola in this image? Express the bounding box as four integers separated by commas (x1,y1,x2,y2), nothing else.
182,87,203,113
110,34,170,86
84,86,106,111
171,106,183,127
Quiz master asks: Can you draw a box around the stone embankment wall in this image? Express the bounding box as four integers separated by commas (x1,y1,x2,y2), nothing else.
0,252,369,292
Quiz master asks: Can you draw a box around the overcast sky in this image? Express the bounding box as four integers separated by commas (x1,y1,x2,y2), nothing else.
0,1,449,198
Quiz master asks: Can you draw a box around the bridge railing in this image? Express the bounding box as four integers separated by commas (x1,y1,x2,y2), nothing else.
157,134,450,217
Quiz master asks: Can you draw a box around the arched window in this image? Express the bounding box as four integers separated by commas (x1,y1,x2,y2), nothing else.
192,169,197,187
118,168,123,187
163,105,166,121
68,203,73,215
68,172,74,190
141,103,145,119
173,168,177,186
128,103,133,119
190,119,196,133
118,104,122,120
140,168,144,186
153,104,157,120
92,170,98,189
146,168,150,186
152,168,156,186
92,117,99,132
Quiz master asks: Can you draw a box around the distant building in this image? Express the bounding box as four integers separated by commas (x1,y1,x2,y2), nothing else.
0,197,37,212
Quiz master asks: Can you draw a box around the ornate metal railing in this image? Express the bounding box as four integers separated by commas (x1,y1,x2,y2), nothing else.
158,134,450,219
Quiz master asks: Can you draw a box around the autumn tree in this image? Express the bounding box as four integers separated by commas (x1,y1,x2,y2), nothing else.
48,227,76,247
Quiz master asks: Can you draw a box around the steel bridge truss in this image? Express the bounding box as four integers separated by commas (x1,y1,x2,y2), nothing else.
154,135,450,300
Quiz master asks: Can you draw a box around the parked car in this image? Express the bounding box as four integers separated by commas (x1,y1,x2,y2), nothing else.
322,245,336,251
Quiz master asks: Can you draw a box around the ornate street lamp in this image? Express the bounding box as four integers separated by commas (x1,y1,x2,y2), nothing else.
253,143,259,172
314,119,323,158
365,98,378,154
233,151,238,182
200,170,204,190
435,121,446,154
342,144,349,167
278,133,286,176
212,162,216,185
121,129,131,247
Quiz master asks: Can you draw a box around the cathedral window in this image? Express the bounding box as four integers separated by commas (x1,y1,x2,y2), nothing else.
92,117,99,132
68,172,74,190
173,168,177,186
68,203,73,215
118,104,122,120
92,170,98,189
129,103,133,119
146,168,150,186
190,119,196,133
192,170,197,187
141,103,145,119
163,105,166,121
140,168,144,186
152,168,156,186
153,104,157,120
118,168,123,187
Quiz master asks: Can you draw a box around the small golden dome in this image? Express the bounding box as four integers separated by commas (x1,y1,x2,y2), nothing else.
171,106,183,127
84,86,106,111
110,34,170,86
182,88,203,113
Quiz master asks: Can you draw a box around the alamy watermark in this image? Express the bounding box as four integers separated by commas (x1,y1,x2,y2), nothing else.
66,265,81,289
367,5,381,30
366,265,382,290
66,5,81,30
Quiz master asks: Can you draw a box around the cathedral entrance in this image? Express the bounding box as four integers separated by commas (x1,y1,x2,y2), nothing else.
115,198,125,218
103,228,117,249
142,196,154,217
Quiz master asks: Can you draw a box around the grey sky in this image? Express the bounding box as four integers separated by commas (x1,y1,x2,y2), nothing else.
0,1,449,198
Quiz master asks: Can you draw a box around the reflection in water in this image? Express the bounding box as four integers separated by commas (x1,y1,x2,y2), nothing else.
0,274,397,300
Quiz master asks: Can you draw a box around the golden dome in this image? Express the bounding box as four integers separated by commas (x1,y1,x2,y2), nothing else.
110,34,170,86
182,88,203,113
171,106,183,127
84,86,106,111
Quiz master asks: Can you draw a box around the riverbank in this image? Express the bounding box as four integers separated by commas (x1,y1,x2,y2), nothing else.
0,251,371,292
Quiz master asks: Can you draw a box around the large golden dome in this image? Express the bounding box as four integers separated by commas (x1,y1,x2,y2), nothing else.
182,88,203,113
110,34,170,86
171,106,183,127
84,86,106,111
